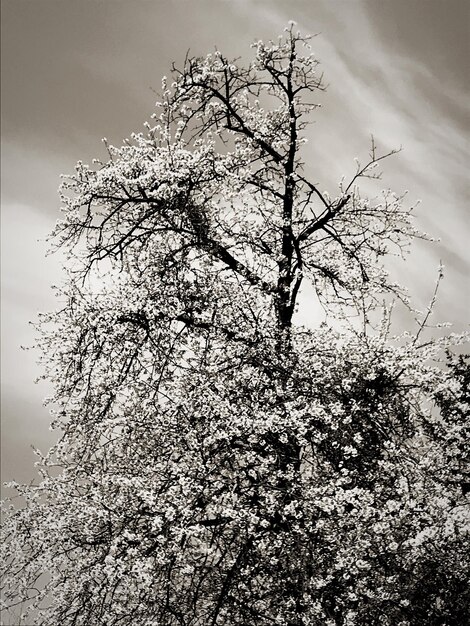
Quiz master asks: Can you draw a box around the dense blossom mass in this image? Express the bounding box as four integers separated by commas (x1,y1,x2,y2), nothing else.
1,26,469,626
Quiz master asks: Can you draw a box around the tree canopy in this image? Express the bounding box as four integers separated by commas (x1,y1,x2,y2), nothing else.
2,26,469,626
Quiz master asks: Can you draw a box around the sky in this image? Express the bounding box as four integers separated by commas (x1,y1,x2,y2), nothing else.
1,0,469,488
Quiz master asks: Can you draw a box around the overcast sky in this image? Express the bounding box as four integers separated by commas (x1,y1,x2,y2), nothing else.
1,0,469,487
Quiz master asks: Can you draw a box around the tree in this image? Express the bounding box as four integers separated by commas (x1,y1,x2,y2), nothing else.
1,25,469,626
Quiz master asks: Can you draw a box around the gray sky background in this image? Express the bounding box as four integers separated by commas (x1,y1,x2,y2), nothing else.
1,0,469,488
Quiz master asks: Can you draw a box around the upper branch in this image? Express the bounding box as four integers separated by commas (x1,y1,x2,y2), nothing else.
297,195,351,243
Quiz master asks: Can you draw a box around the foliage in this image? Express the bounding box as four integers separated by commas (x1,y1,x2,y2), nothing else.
2,26,469,626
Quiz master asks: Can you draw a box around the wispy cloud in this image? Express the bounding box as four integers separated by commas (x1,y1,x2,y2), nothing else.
2,0,468,487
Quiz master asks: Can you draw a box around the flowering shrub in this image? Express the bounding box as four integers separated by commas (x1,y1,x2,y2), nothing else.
1,26,468,626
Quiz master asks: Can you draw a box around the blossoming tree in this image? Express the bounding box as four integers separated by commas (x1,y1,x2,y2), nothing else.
2,26,469,626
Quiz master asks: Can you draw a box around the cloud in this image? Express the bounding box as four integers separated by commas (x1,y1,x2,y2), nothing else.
1,0,468,490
